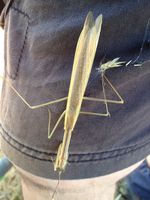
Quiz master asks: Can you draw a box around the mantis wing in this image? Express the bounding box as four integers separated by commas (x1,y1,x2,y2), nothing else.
65,12,103,131
54,12,103,173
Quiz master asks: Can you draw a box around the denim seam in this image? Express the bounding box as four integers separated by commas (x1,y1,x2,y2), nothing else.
1,124,150,163
6,6,30,80
11,6,30,19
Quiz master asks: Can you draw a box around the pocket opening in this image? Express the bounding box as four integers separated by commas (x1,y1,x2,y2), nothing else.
0,0,15,29
5,5,30,80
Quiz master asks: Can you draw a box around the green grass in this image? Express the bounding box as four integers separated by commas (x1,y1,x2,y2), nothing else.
0,152,23,200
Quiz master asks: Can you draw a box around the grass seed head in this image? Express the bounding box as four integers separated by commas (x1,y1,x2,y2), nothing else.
98,58,125,74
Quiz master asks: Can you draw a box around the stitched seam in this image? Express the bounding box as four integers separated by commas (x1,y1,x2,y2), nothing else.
11,6,30,19
1,124,150,163
1,133,52,162
0,124,54,155
0,123,148,155
1,131,150,163
14,20,29,79
6,6,30,80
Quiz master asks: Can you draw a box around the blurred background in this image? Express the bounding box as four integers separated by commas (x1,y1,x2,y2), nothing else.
0,27,23,200
0,27,4,91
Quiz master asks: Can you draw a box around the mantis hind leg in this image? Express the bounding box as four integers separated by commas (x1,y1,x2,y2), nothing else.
83,75,124,105
81,75,124,117
47,109,66,139
101,73,110,116
103,75,124,104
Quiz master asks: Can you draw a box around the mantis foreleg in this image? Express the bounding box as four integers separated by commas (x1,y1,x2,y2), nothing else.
54,129,71,172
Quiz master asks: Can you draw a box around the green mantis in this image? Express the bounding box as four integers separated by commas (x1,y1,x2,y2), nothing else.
1,12,125,176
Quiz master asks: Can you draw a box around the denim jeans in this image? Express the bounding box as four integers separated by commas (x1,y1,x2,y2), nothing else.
115,159,150,200
0,0,150,180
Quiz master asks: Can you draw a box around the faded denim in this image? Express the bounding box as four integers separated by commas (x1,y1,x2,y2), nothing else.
0,0,150,179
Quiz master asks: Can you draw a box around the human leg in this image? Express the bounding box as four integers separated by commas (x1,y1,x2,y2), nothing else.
16,160,143,200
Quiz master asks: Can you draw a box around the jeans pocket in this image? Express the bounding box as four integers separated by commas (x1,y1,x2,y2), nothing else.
0,0,15,29
4,4,30,80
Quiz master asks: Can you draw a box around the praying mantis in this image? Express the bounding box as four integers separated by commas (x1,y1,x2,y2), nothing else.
1,12,125,175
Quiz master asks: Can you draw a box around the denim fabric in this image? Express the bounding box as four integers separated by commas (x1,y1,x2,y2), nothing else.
0,156,12,178
114,160,150,200
0,1,4,16
0,1,5,27
126,160,150,200
0,0,150,179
